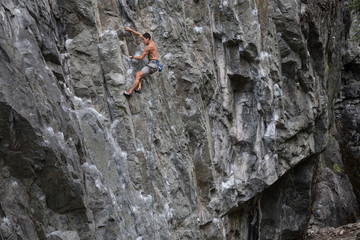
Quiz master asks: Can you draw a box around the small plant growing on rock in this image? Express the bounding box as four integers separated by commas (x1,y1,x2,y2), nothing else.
349,0,360,41
349,0,360,10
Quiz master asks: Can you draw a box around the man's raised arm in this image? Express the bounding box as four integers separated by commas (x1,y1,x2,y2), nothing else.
125,26,145,40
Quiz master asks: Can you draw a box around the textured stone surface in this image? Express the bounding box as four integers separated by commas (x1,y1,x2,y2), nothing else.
305,222,360,240
0,0,359,239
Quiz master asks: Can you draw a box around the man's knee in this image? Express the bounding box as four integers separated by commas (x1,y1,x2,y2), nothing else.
137,71,147,78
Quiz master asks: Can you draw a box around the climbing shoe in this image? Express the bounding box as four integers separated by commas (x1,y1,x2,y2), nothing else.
123,91,132,97
158,63,163,72
134,89,141,94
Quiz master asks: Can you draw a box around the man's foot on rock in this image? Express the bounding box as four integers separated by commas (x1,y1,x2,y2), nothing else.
123,91,132,97
134,89,141,94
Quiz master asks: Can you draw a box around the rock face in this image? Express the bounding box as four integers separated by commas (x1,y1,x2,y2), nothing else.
0,0,359,239
305,222,360,240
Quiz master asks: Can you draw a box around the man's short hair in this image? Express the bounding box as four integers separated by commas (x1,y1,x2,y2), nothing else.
143,33,151,39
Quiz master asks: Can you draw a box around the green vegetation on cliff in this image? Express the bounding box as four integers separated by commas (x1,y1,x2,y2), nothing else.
350,0,360,40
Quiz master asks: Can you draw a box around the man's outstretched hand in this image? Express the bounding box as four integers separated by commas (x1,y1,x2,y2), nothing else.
124,26,142,39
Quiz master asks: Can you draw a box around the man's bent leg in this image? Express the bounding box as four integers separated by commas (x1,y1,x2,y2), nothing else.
137,78,142,91
137,65,152,91
128,71,146,94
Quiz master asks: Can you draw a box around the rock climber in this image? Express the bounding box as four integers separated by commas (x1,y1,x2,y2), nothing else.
123,26,159,97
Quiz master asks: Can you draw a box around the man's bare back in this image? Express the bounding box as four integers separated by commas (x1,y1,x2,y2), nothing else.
144,41,158,60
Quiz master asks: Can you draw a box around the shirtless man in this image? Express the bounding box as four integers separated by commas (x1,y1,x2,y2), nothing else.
123,26,159,97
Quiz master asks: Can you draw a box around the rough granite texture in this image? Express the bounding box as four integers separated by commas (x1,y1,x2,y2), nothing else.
0,0,359,239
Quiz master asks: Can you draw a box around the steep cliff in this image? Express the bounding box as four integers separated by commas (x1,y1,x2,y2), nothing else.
0,0,359,239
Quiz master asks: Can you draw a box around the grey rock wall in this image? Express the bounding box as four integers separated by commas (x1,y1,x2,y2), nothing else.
0,0,359,239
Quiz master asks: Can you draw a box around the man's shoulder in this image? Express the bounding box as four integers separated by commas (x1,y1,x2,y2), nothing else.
146,43,156,50
150,40,157,47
